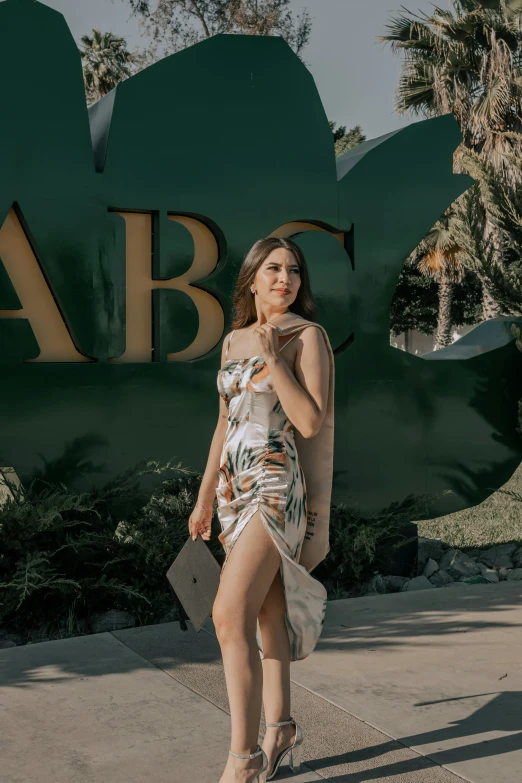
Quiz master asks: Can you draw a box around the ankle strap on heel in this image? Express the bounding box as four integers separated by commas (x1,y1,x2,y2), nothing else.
229,744,264,759
265,716,294,727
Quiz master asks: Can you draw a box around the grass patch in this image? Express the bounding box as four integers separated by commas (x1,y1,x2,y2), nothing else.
417,462,522,548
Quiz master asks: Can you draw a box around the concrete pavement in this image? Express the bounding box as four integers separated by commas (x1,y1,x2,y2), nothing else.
2,581,520,782
289,580,522,783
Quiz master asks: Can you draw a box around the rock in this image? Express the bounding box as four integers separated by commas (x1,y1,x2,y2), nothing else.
423,558,439,578
89,609,136,634
465,548,484,560
6,634,22,645
439,548,480,579
383,575,409,592
0,640,16,648
514,547,522,567
158,608,178,623
418,537,444,567
494,556,514,569
478,563,500,583
479,543,517,569
429,569,454,586
498,567,512,581
506,568,522,581
401,575,436,592
365,574,387,594
459,575,489,584
0,631,23,644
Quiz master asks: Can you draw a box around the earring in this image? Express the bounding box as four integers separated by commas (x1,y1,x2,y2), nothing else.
251,287,256,294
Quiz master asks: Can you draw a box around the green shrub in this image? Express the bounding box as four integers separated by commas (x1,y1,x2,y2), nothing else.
0,457,432,643
314,492,431,599
0,458,224,643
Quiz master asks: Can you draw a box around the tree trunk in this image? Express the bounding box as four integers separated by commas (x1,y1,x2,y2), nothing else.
404,330,410,353
479,215,504,319
435,279,454,349
476,273,504,320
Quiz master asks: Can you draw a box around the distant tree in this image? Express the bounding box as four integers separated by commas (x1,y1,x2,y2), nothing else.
390,264,440,344
379,0,522,320
405,209,469,349
452,143,522,316
329,121,366,157
123,0,312,62
80,29,143,104
378,1,522,177
390,260,482,350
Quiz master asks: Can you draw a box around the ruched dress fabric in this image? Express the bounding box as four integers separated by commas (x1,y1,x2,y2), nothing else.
216,331,327,662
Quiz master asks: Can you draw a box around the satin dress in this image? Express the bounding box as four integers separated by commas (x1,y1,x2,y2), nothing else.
216,330,327,662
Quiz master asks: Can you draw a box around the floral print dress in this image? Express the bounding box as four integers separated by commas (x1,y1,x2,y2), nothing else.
216,330,327,662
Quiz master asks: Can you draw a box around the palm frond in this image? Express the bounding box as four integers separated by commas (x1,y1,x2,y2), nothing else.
377,11,444,56
79,28,140,103
452,148,522,313
396,61,438,114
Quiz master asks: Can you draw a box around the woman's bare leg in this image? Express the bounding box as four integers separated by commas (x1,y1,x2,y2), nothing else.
258,569,297,775
213,511,282,783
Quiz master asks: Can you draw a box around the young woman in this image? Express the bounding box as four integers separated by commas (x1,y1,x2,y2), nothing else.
188,236,335,783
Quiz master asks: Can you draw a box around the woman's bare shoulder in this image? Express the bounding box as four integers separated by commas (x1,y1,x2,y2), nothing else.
296,324,327,350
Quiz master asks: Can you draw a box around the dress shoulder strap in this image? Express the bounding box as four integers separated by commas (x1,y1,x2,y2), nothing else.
225,330,234,360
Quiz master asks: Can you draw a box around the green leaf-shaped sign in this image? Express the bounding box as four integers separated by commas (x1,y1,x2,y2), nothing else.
0,0,521,523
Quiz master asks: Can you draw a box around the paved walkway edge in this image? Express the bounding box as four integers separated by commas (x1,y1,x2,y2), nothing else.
282,674,472,783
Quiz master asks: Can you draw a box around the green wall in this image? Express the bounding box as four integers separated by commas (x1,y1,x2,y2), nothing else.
0,0,521,521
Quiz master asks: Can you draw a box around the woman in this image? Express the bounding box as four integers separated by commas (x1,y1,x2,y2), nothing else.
188,236,335,783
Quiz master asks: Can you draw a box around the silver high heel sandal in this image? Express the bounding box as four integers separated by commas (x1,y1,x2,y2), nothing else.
228,744,268,783
264,717,303,780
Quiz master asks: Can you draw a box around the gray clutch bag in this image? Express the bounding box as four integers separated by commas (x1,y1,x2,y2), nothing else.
166,534,222,632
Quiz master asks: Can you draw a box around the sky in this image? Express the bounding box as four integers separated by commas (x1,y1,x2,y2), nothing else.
44,0,440,141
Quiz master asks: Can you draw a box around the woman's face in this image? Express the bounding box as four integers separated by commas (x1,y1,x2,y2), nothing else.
252,247,301,307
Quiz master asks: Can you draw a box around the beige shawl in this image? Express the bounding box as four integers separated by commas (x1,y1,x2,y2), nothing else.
274,311,335,574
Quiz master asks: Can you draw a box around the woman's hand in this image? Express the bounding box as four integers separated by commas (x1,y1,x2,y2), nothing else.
252,322,281,364
188,500,213,541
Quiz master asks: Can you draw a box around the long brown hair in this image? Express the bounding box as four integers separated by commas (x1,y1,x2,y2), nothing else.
231,237,317,329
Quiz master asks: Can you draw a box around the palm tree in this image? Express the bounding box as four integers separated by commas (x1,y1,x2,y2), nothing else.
378,1,522,176
452,143,522,316
80,29,141,105
406,209,467,349
378,0,522,318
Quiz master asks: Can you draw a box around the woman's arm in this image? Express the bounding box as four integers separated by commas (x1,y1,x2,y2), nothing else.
195,336,231,507
267,326,329,439
195,409,228,506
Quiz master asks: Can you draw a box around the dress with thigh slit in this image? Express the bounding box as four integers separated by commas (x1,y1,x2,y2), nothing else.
216,330,327,662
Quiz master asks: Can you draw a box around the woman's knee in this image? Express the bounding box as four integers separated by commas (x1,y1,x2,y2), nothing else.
212,595,253,642
212,512,282,640
212,596,230,637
